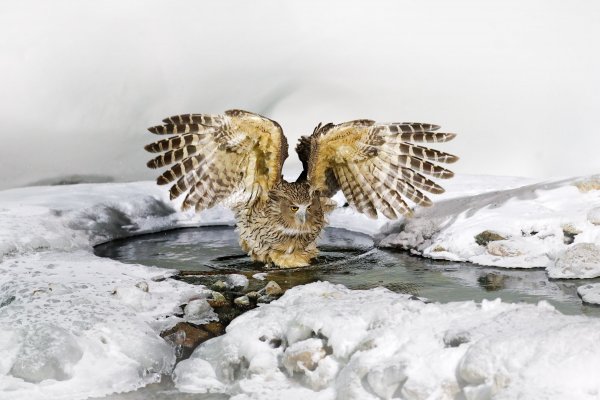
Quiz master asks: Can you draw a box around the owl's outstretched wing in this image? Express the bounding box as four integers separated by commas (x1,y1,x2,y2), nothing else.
305,120,458,219
145,109,288,211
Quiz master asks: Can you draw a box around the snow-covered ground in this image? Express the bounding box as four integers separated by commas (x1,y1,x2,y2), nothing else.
1,174,600,399
174,281,600,400
378,175,600,278
0,182,225,400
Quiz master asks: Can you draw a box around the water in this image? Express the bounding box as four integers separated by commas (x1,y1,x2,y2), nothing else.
95,226,600,317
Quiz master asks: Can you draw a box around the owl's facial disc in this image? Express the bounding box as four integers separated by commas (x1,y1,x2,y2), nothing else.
293,204,310,225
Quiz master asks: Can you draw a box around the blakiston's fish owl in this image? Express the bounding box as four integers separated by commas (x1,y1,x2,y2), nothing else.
145,109,458,268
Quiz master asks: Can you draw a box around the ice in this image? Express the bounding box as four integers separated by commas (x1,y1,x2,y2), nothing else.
577,283,600,305
174,281,600,400
378,175,600,278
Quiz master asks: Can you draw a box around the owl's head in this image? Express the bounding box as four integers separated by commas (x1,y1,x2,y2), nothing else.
268,182,323,230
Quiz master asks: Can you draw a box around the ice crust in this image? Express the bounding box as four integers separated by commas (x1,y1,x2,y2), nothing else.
174,281,600,400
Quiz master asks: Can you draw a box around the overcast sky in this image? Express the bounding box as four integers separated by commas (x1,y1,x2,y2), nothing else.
0,0,598,189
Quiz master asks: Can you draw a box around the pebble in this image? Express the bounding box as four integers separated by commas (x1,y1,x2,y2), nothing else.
226,274,249,290
207,291,228,308
588,207,600,225
211,280,227,292
135,281,149,292
246,291,260,300
257,295,276,304
234,295,250,308
265,280,283,296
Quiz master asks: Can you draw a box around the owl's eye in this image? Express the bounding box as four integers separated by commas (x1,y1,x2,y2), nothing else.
306,205,311,210
290,206,299,212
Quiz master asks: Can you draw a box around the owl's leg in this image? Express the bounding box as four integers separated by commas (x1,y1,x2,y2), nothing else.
269,244,319,269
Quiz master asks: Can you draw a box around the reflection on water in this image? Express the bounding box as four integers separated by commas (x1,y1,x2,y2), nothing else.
95,226,600,318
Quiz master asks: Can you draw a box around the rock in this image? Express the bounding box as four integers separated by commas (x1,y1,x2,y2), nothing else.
252,272,267,281
431,245,446,252
184,299,212,321
548,243,600,279
257,295,276,304
135,281,149,292
246,291,260,300
577,283,600,305
211,280,227,292
477,273,506,291
226,274,249,290
587,207,600,225
201,322,225,336
486,240,522,257
282,338,326,373
562,223,582,244
264,281,283,296
161,322,213,351
474,230,507,246
207,291,229,308
233,295,251,308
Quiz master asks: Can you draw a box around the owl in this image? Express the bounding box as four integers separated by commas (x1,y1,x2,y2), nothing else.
145,109,458,268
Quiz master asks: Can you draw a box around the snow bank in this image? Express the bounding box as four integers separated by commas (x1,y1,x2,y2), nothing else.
0,181,234,261
0,182,229,400
173,281,600,400
377,175,600,277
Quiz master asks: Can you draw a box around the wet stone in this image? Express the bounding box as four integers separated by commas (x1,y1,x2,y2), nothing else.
246,291,260,300
207,291,229,308
265,280,283,296
234,295,251,308
211,280,227,292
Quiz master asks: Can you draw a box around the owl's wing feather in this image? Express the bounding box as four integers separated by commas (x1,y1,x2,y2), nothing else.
306,120,457,218
145,109,288,211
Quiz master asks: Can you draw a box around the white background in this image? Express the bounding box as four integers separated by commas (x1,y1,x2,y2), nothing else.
1,0,598,189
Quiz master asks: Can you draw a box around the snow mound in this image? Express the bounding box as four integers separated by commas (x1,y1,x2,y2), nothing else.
173,282,600,400
378,175,600,277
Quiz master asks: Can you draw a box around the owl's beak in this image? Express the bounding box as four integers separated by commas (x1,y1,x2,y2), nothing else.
296,209,307,224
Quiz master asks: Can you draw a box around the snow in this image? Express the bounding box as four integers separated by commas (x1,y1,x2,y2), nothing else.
378,175,600,277
0,182,227,400
577,283,600,305
2,175,600,398
174,281,600,400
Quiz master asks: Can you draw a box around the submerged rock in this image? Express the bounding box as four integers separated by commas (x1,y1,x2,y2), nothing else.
211,280,227,292
548,243,600,279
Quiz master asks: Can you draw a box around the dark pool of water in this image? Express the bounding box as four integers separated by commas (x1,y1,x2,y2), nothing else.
95,226,600,317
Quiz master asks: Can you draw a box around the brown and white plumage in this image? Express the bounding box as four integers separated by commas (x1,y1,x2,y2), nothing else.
145,110,458,268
